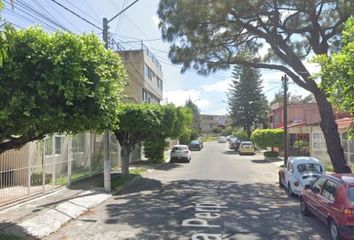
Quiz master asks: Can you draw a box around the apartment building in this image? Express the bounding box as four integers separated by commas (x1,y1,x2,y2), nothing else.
199,114,228,134
118,44,163,104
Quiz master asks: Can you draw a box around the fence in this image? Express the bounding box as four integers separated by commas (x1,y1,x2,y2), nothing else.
0,132,121,208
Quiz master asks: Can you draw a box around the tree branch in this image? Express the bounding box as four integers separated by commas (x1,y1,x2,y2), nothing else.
0,134,45,155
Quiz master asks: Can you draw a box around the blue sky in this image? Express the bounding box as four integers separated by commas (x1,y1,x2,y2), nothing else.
1,0,317,115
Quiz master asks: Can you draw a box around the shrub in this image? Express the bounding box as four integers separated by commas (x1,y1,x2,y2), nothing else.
263,151,279,158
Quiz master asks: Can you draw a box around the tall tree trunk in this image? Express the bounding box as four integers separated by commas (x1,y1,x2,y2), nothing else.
314,90,351,173
120,145,131,177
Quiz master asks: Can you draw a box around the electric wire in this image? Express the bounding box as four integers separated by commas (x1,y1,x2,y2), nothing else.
16,0,70,31
49,0,102,30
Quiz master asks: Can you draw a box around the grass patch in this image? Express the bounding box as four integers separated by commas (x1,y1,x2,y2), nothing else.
110,168,146,190
0,235,23,240
55,169,91,186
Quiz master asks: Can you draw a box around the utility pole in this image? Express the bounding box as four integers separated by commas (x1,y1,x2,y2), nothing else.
102,17,111,192
282,75,288,166
101,0,141,192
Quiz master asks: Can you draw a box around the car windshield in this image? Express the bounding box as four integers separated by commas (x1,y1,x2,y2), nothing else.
241,143,252,147
173,146,187,151
190,141,199,144
297,163,322,173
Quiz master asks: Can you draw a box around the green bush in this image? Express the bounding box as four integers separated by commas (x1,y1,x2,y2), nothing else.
144,138,167,164
251,128,284,149
263,151,279,158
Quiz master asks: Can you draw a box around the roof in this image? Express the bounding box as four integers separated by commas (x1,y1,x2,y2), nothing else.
288,157,323,166
336,118,353,130
328,174,354,185
282,121,306,129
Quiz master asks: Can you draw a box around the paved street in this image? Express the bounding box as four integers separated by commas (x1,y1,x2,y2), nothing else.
47,142,331,240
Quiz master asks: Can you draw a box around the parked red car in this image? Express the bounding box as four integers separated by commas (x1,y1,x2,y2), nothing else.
300,174,354,240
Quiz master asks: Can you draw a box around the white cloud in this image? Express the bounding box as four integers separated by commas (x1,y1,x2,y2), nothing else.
201,79,232,92
152,15,160,29
164,89,210,109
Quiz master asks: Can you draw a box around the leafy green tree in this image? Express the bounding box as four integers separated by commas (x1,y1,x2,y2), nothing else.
221,126,234,136
317,17,354,136
144,104,177,163
173,106,193,141
0,27,126,154
232,128,248,141
158,0,353,172
251,129,284,151
301,94,315,104
228,66,268,137
114,104,162,177
184,99,201,139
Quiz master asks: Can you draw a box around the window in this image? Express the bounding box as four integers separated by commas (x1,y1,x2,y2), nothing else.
312,177,326,194
349,187,354,205
72,133,85,153
54,136,62,154
313,133,321,149
45,136,62,155
44,137,53,156
321,180,338,202
142,88,148,101
297,163,323,173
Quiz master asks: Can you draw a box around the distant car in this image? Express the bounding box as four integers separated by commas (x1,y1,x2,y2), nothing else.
239,141,255,155
229,138,242,151
300,174,354,240
170,145,191,163
189,140,202,151
218,136,227,143
279,157,325,196
228,138,238,150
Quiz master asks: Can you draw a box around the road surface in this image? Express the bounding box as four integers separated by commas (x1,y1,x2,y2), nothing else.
47,141,330,240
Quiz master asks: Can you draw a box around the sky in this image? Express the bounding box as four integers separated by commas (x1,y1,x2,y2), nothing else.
1,0,317,115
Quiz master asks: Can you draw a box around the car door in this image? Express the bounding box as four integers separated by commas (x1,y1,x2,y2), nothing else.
304,177,327,217
284,162,294,188
316,180,339,223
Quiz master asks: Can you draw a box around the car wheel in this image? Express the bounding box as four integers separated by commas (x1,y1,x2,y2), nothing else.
329,219,340,240
300,199,311,216
288,182,294,197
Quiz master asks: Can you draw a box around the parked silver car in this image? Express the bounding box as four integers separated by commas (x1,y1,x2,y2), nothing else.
170,145,191,163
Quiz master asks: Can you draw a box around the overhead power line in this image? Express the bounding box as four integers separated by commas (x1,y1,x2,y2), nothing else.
49,0,102,30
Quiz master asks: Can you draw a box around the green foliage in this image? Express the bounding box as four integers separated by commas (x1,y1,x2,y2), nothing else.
251,129,284,149
221,126,234,136
263,151,279,158
0,27,126,154
294,140,309,148
144,138,168,164
317,17,354,135
212,128,222,134
232,128,248,140
184,99,201,138
228,66,268,136
175,106,193,143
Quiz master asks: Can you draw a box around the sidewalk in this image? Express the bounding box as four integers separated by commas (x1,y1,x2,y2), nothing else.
0,159,164,239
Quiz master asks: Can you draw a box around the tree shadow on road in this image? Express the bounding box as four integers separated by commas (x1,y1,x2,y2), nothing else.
222,150,238,155
0,222,33,240
104,178,330,240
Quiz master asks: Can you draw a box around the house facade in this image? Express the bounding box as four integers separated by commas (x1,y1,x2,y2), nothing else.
268,101,353,166
118,45,163,104
199,114,228,134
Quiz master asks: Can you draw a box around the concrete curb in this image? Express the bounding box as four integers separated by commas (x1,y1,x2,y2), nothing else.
3,166,161,239
17,190,112,239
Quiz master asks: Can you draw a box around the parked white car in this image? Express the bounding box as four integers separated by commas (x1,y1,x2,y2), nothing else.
278,156,325,196
170,145,191,163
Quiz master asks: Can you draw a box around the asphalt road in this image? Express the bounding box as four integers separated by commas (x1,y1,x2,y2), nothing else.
48,142,331,240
